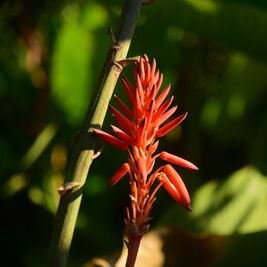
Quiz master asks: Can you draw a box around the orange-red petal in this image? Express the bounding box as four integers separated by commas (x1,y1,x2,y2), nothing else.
111,125,135,145
109,104,133,135
110,163,130,185
156,112,187,137
163,164,191,210
154,84,171,111
157,106,177,127
114,95,132,118
152,96,174,124
160,151,199,170
121,75,135,105
93,128,128,150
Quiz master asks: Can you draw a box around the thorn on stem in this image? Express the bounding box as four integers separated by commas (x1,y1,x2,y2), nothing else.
117,56,141,68
58,182,80,196
113,57,141,74
92,146,104,159
113,60,124,72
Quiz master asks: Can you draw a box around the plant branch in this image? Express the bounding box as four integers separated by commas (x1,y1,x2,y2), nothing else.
46,1,143,266
126,233,143,267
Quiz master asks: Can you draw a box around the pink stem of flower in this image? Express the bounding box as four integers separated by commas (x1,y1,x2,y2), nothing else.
126,233,143,267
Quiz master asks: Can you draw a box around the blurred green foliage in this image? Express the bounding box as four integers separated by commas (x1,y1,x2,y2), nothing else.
1,0,267,266
161,166,267,234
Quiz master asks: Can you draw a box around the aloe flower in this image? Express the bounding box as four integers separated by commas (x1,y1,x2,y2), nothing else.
94,55,198,266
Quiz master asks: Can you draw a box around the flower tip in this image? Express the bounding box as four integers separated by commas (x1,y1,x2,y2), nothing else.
160,151,198,170
143,54,149,62
189,163,199,171
186,204,192,212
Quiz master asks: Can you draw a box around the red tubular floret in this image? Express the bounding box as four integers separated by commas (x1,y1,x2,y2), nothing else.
121,75,136,105
156,112,188,137
139,57,145,82
152,96,174,124
154,84,171,111
163,164,191,211
154,73,163,96
111,125,135,145
150,58,157,79
110,163,130,185
160,151,199,170
114,95,132,118
93,128,128,150
156,106,177,127
109,104,133,135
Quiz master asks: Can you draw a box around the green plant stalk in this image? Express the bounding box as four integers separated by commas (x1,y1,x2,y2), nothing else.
46,1,143,266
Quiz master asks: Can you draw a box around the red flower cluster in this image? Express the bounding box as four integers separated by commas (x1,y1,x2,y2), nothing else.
94,55,198,235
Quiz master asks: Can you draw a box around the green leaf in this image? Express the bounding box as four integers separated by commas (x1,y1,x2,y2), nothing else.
160,166,267,234
50,3,107,126
166,0,267,61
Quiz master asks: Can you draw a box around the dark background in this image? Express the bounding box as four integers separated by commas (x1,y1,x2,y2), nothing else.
1,0,267,266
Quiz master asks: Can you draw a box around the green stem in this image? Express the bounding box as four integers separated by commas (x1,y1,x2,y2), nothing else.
46,1,143,266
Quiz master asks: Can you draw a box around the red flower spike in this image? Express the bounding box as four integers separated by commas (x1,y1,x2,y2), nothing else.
94,55,197,252
160,151,199,170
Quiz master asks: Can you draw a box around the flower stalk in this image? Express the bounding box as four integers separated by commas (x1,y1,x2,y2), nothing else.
94,55,198,267
46,1,144,267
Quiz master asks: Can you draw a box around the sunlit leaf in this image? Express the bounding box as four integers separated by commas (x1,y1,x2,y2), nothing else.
82,3,108,30
160,166,267,234
51,3,108,126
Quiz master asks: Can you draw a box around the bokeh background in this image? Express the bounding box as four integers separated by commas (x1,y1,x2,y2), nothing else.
1,0,267,266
